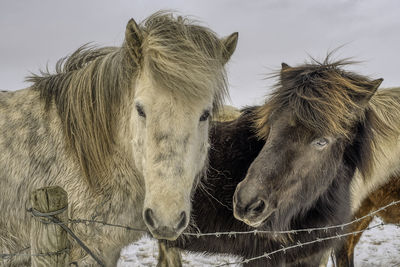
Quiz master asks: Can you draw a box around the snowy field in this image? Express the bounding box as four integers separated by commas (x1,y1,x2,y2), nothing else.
118,218,400,267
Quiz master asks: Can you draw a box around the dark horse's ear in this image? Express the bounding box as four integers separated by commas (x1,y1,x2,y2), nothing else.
221,32,238,64
281,62,291,71
125,18,143,66
280,62,292,85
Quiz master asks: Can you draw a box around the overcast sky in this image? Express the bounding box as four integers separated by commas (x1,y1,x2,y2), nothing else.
0,0,399,107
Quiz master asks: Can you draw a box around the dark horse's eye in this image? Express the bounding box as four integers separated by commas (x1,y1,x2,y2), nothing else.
312,138,329,148
199,110,210,122
136,104,146,118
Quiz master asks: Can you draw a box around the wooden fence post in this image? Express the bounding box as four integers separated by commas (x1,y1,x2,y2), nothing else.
30,186,69,267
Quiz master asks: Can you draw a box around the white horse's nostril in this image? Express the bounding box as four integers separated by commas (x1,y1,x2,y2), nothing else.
144,208,157,229
175,211,187,231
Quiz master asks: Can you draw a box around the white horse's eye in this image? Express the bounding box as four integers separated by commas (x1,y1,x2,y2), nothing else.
312,138,329,148
199,110,210,122
135,104,146,118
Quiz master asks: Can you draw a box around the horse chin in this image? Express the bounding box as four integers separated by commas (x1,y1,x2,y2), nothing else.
241,210,276,229
148,228,183,241
256,212,292,233
247,220,265,228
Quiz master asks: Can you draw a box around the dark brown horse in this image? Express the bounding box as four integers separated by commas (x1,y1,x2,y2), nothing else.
158,106,268,266
233,59,400,265
158,58,400,266
334,176,400,266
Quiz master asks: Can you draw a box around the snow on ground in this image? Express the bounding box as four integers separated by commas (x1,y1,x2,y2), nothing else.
343,218,400,267
118,217,400,267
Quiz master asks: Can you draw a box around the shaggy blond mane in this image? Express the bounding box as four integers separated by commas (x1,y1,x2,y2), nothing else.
139,12,228,108
26,11,230,189
368,87,400,139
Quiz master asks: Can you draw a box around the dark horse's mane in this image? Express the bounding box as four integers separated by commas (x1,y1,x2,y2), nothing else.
255,58,392,179
166,59,392,266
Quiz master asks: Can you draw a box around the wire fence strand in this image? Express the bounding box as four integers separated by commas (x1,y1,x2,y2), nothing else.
183,199,400,237
0,247,69,260
69,218,148,233
1,199,399,266
215,222,386,266
29,208,105,267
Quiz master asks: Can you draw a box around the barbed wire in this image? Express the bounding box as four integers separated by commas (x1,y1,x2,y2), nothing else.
29,199,400,238
0,218,148,261
184,200,400,238
24,199,400,239
29,208,105,267
215,222,387,266
1,247,29,260
68,218,148,233
0,247,68,260
1,199,399,265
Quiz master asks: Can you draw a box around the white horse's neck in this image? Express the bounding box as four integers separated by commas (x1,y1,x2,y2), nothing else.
350,136,400,212
350,89,400,212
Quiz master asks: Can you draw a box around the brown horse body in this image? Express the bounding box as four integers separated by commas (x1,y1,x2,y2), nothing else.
335,176,400,266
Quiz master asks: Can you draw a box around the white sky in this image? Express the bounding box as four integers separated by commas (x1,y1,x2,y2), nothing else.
0,0,399,107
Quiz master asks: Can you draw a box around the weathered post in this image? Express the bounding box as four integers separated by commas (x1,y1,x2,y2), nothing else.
30,186,69,266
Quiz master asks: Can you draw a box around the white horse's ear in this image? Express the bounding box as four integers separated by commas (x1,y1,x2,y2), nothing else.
125,18,143,65
365,78,383,101
221,32,238,64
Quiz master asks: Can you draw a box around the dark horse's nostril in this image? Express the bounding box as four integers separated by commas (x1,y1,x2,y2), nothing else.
176,211,187,231
144,208,156,229
247,199,266,215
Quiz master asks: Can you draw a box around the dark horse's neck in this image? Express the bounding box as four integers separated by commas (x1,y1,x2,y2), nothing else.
169,106,359,266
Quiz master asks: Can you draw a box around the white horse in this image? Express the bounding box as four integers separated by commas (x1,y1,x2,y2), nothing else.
0,11,238,266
